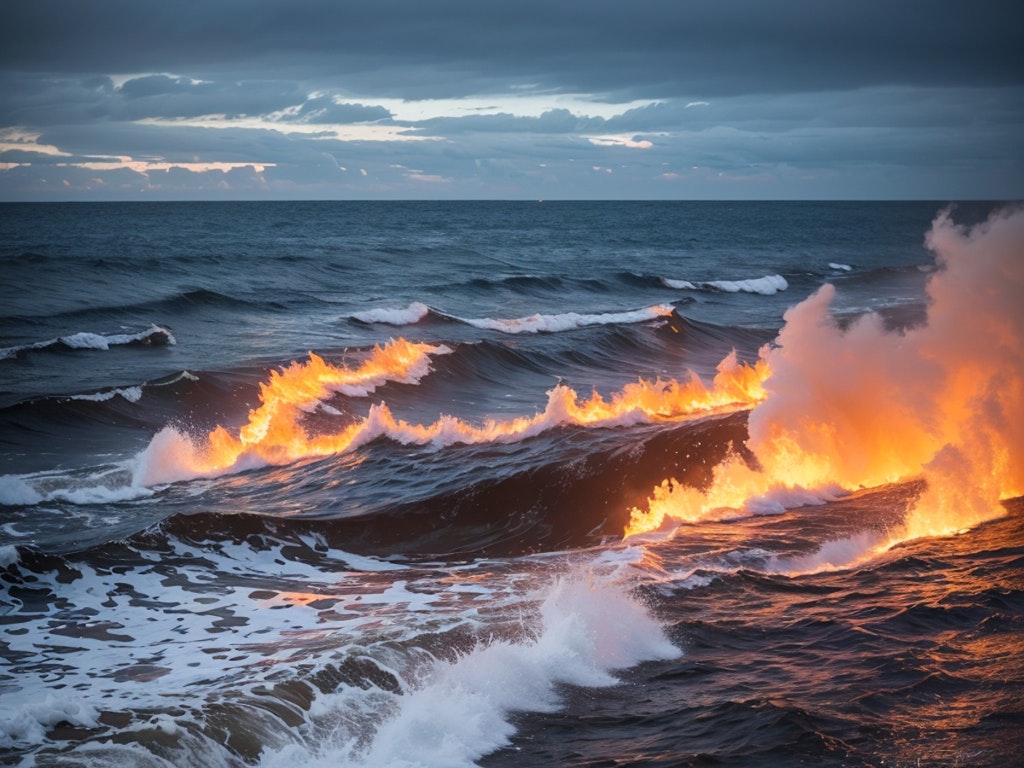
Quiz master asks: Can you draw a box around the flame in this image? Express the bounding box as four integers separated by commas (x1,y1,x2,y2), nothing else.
627,206,1024,547
137,335,770,487
138,206,1021,558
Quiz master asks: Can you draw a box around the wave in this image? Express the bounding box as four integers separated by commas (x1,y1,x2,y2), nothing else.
662,274,789,295
0,538,678,767
440,272,622,298
60,370,201,405
93,412,751,558
3,288,287,327
347,301,432,326
0,469,154,507
0,324,174,361
336,573,678,767
346,301,676,334
152,287,286,312
461,273,568,292
456,304,675,334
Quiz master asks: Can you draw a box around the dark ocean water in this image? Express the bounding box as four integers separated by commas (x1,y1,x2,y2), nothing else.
1,200,1022,767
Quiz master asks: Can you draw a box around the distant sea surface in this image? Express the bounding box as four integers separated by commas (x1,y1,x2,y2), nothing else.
1,200,1022,767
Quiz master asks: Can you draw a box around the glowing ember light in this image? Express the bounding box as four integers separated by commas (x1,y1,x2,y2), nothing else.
626,207,1024,547
135,339,769,487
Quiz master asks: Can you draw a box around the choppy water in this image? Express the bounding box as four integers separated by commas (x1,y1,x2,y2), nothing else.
1,200,1021,767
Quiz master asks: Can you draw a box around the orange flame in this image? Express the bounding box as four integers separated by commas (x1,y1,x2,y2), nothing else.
138,339,770,486
626,207,1024,547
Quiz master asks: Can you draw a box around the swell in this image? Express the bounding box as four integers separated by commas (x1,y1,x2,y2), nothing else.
0,325,174,361
2,287,287,326
434,272,620,298
343,300,679,335
108,412,753,561
0,315,769,476
0,369,254,436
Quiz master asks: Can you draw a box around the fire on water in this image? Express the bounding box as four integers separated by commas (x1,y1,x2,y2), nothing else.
135,207,1023,563
626,207,1024,555
135,338,770,486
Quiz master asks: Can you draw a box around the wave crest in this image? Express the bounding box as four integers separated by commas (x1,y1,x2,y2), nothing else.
0,325,174,361
663,274,789,295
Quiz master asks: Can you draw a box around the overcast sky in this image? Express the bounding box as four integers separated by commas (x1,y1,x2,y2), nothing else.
1,0,1022,200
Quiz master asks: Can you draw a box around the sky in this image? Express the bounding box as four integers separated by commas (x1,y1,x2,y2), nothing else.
1,0,1022,201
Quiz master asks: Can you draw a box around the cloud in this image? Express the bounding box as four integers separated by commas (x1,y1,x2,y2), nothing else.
2,1,1021,98
1,1,1022,199
276,96,393,125
586,135,654,149
415,108,607,136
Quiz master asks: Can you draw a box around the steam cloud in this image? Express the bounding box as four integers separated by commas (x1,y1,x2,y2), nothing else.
630,206,1024,557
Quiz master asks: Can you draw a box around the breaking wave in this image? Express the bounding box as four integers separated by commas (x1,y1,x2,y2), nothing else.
662,274,789,295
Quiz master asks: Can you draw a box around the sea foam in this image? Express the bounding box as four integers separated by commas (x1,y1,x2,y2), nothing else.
0,324,175,360
348,302,431,326
459,304,673,334
662,274,788,295
262,571,679,768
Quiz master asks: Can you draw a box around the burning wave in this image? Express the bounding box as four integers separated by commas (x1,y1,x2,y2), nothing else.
627,207,1024,558
134,334,769,487
120,207,1023,565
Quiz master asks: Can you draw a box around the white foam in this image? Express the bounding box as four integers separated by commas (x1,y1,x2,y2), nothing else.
661,277,697,290
0,325,175,359
60,331,114,350
768,530,888,576
68,385,144,403
663,274,789,295
0,690,99,749
263,572,679,768
0,467,154,507
48,483,155,505
349,302,431,326
0,544,18,567
0,475,43,506
459,304,673,334
163,370,200,384
829,262,853,272
744,483,845,516
63,324,176,349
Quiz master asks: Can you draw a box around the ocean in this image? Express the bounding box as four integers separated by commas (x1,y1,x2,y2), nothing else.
0,200,1021,767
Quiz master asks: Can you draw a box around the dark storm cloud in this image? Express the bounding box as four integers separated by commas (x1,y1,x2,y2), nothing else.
601,87,1024,134
116,75,305,119
3,0,1022,99
32,121,300,164
2,0,1022,200
0,73,308,125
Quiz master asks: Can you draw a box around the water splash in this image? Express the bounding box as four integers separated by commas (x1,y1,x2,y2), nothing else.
628,206,1024,550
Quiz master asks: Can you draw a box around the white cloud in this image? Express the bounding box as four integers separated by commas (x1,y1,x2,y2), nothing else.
75,157,274,174
0,128,71,157
135,114,431,143
586,134,654,149
369,93,657,122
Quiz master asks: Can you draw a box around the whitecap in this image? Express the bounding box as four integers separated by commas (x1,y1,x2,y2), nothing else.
662,274,789,295
0,324,175,360
459,304,673,334
348,302,431,326
67,386,144,403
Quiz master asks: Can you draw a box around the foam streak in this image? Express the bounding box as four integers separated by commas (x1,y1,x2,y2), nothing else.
629,207,1024,548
